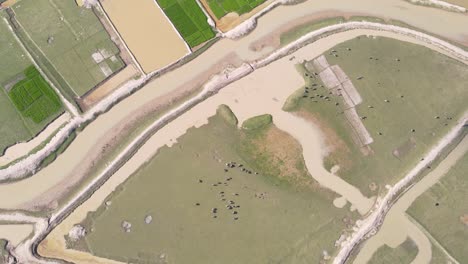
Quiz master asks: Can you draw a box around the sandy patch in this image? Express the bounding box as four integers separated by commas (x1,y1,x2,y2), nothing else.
0,113,71,167
100,0,190,73
333,196,348,208
79,65,139,110
0,224,33,247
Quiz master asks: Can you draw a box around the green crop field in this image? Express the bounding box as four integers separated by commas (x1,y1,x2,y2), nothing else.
368,239,418,264
157,0,215,47
11,0,124,97
73,106,356,263
207,0,266,19
0,11,63,154
285,36,468,197
8,66,62,124
408,150,468,262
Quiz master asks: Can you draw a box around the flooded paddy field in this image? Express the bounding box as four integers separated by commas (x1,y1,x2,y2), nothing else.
100,0,190,73
68,108,356,263
285,36,468,197
10,0,124,98
407,149,468,262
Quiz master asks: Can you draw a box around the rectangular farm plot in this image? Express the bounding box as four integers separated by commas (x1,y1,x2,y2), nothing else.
157,0,216,47
8,66,62,124
12,0,124,97
207,0,266,19
0,10,30,85
101,0,191,73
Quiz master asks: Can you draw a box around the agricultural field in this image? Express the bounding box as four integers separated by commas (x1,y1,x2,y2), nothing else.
207,0,266,19
11,0,124,97
407,151,468,262
157,0,216,47
72,106,356,263
0,10,63,154
284,36,468,197
8,66,62,124
367,239,418,264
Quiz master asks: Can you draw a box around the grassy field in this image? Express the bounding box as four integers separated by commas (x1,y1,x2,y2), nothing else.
0,10,63,154
207,0,265,19
407,151,468,262
11,0,124,97
285,36,468,197
368,239,418,264
74,106,356,263
0,10,30,85
157,0,215,47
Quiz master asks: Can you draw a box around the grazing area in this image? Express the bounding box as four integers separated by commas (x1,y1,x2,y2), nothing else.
11,0,124,97
207,0,266,19
72,107,355,263
157,0,216,47
367,239,418,264
407,151,468,262
100,0,190,73
285,36,468,196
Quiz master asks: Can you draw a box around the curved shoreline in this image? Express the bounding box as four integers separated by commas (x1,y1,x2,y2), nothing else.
23,25,468,264
0,18,465,264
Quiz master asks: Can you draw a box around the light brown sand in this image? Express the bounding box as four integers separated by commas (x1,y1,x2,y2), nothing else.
0,224,33,247
79,66,138,110
0,113,71,166
354,135,468,264
100,0,190,73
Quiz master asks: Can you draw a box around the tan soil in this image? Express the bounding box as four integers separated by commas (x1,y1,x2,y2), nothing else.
0,0,17,8
100,0,189,73
0,224,33,247
79,66,139,111
297,111,353,172
252,125,318,189
460,214,468,226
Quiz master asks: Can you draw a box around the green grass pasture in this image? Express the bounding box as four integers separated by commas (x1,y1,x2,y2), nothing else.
207,0,266,19
12,0,124,97
368,239,418,264
76,107,355,263
157,0,215,47
408,151,468,262
285,36,468,196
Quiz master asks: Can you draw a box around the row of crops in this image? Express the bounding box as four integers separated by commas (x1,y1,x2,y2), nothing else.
8,66,62,123
157,0,216,47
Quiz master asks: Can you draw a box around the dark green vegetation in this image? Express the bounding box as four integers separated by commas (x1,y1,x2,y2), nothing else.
157,0,215,47
8,66,62,123
11,0,124,97
368,239,418,264
77,107,356,263
285,36,468,197
207,0,265,19
0,239,10,264
408,151,468,262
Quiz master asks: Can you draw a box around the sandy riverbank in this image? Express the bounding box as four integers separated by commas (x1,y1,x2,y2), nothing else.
0,113,71,167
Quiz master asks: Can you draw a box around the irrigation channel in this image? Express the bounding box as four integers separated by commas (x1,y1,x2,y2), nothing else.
0,0,467,263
